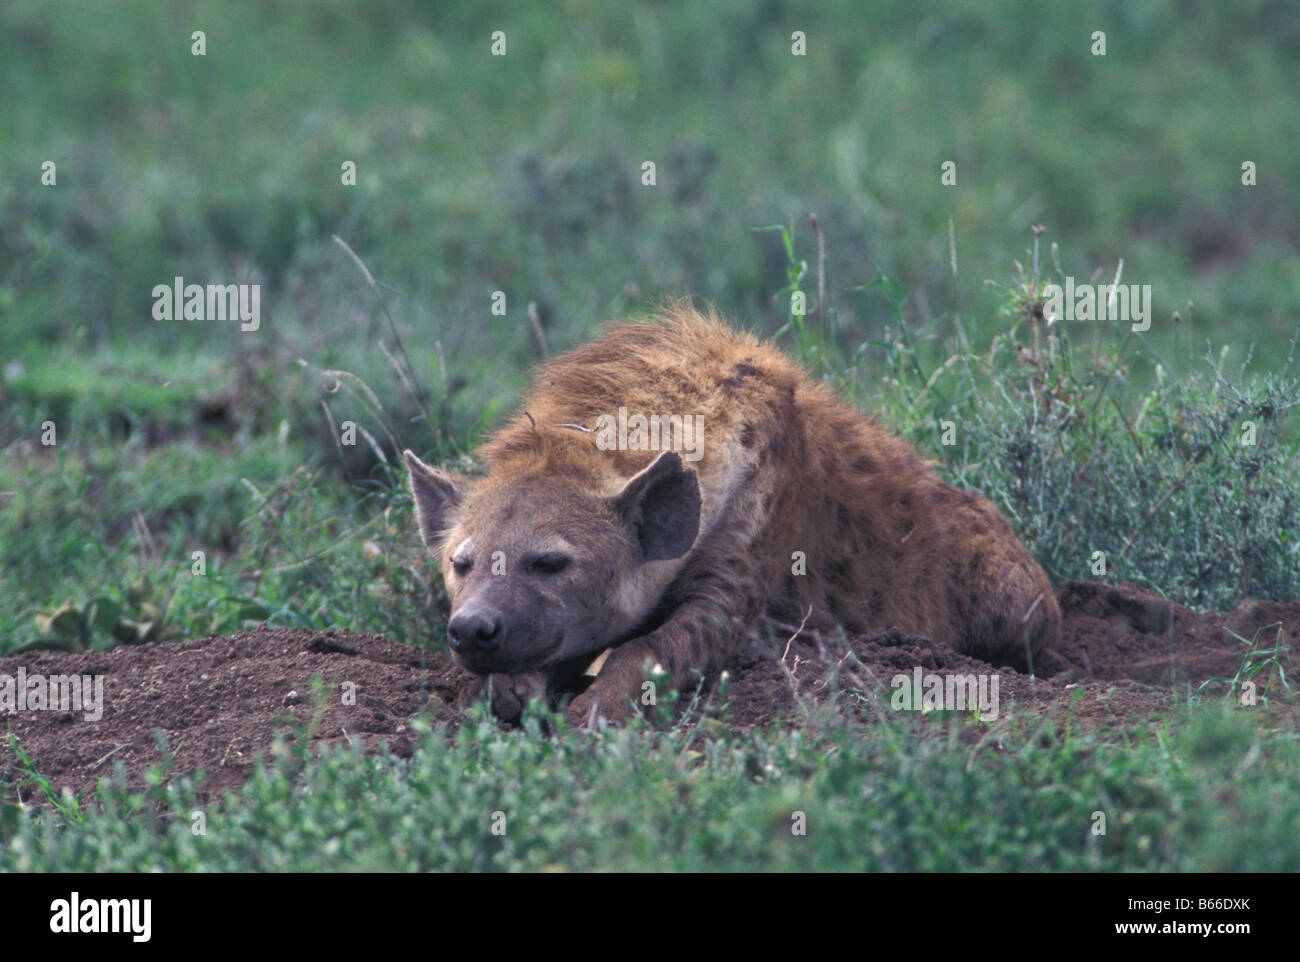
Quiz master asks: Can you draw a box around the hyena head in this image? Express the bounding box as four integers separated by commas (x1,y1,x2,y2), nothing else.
403,449,701,676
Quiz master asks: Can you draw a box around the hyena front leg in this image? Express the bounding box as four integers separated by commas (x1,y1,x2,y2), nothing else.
564,454,782,725
565,566,767,725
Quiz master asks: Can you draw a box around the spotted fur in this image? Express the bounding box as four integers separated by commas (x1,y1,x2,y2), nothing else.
405,303,1060,723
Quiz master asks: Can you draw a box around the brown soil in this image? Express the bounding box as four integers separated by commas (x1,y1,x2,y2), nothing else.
3,580,1295,806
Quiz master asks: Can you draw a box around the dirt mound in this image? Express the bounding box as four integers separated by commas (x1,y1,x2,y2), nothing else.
1049,580,1293,685
1,631,470,804
3,580,1295,806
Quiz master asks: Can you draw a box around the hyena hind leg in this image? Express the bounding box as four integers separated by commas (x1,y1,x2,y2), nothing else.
942,493,1061,672
956,553,1061,672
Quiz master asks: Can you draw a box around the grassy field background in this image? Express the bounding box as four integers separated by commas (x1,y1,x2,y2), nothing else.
1,0,1298,870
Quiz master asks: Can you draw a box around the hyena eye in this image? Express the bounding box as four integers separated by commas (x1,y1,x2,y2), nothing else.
527,553,571,575
451,557,472,576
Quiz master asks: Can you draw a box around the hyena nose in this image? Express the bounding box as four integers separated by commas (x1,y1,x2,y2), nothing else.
447,608,504,653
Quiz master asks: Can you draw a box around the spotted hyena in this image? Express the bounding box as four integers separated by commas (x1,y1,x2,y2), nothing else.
404,304,1060,725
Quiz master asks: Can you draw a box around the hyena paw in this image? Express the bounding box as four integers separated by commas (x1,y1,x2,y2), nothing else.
453,671,488,708
564,674,638,728
488,672,549,724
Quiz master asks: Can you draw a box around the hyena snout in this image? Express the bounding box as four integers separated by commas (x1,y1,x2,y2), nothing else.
447,606,504,655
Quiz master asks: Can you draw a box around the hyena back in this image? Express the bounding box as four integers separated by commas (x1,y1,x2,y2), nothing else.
405,304,1060,724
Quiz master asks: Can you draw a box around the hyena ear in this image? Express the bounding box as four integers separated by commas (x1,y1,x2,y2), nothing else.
403,449,466,550
612,451,701,562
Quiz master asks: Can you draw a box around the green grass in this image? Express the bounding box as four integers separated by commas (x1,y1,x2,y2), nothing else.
0,437,438,654
3,0,1298,387
4,703,1298,872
